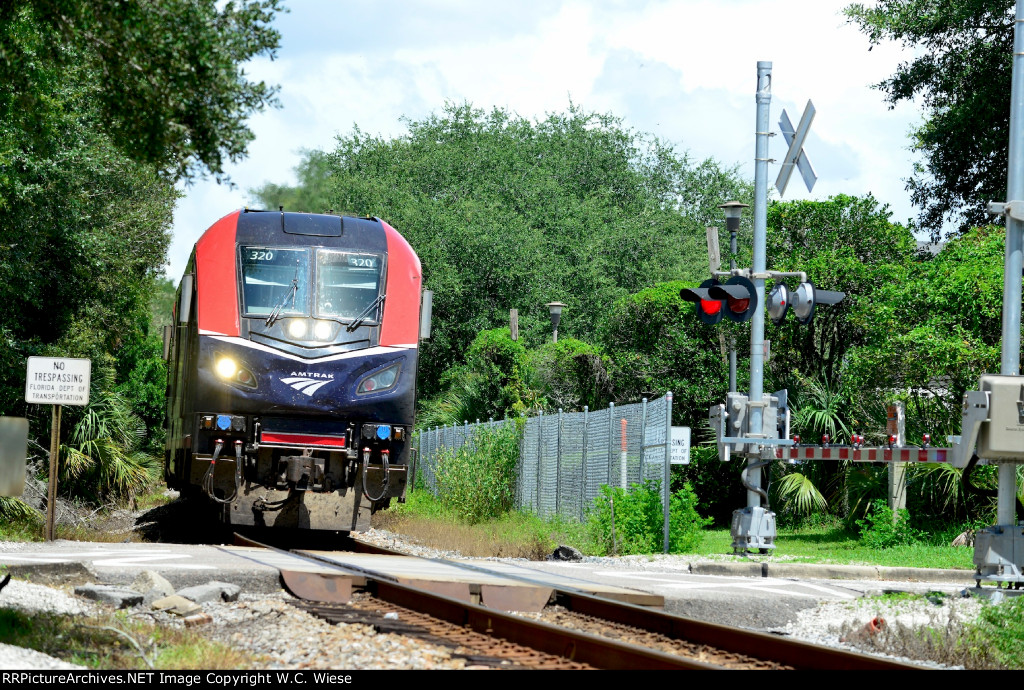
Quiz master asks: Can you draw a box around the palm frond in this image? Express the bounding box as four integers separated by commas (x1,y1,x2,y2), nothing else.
775,470,828,516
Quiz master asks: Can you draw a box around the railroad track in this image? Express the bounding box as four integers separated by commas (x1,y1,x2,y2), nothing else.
235,533,927,670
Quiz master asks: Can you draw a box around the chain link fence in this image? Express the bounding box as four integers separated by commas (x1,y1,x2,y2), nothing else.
414,394,673,521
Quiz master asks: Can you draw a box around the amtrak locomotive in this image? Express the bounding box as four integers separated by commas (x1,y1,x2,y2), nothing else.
163,209,425,532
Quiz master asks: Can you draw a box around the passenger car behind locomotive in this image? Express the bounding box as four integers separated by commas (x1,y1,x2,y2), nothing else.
163,209,425,532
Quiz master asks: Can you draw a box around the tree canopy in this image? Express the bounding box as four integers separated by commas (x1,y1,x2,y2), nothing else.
254,103,753,398
765,194,917,391
0,0,283,183
845,0,1015,239
0,0,285,509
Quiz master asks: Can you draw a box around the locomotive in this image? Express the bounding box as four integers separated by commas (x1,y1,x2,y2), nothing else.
163,209,426,532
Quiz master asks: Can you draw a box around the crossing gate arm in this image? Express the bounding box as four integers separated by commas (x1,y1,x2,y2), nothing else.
775,446,952,463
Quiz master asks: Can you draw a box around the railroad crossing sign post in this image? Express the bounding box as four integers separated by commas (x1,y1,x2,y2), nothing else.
25,357,91,541
713,63,829,554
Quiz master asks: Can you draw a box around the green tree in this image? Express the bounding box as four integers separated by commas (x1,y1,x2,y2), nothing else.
844,0,1015,239
527,337,612,413
765,194,917,394
844,225,1005,429
417,327,539,427
0,0,283,182
0,1,284,504
599,280,731,431
254,103,752,399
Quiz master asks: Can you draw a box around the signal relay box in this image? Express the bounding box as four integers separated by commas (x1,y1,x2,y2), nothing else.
977,375,1024,461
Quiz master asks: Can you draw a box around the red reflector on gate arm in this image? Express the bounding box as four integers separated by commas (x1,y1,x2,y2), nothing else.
261,432,347,448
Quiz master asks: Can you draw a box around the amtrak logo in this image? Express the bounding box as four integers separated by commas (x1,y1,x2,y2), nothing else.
281,371,335,396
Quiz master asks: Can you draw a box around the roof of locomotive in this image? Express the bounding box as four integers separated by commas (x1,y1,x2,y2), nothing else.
192,209,421,344
234,209,388,252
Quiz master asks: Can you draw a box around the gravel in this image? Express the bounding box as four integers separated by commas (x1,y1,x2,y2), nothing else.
0,530,995,670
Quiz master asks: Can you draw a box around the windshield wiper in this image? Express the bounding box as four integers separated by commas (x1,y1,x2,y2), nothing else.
266,270,301,328
346,294,386,332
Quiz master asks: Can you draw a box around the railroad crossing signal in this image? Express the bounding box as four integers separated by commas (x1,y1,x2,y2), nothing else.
776,100,817,196
680,279,725,324
709,276,758,323
681,276,759,323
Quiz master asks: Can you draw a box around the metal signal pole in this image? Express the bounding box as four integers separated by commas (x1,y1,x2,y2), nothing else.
996,1,1024,525
746,61,772,509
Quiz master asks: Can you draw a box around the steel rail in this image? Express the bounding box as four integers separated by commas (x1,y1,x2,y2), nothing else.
345,535,924,670
238,532,928,670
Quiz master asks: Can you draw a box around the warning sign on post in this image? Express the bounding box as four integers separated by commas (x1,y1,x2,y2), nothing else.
25,357,91,406
670,426,691,465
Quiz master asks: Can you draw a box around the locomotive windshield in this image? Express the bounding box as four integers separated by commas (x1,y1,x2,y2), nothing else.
316,250,384,321
240,246,384,323
240,247,309,316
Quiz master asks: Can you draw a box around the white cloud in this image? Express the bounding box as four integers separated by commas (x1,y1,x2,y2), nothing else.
168,0,928,280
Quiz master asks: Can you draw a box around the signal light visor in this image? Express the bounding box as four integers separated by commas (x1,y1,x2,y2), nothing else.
767,283,790,325
708,276,758,323
680,279,726,324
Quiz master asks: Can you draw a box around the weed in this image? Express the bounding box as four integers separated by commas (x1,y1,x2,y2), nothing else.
856,500,925,549
963,596,1024,669
0,608,253,670
374,491,563,558
584,480,711,556
432,423,520,523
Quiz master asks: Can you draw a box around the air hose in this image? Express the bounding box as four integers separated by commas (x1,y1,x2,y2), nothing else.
362,447,390,503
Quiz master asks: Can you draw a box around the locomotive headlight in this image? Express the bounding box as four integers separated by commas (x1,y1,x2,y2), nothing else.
356,363,401,394
215,357,238,379
288,319,308,339
313,320,333,341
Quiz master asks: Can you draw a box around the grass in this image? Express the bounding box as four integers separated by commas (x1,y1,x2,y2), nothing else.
698,526,975,570
0,482,176,544
0,607,256,670
377,489,977,570
374,489,585,559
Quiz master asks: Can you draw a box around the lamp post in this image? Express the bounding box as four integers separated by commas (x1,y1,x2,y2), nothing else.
719,201,748,393
546,302,566,343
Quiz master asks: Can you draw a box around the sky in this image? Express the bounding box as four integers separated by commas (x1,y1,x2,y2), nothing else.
168,0,925,280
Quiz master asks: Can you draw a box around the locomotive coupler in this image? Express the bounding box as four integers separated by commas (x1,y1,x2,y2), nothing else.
278,449,325,491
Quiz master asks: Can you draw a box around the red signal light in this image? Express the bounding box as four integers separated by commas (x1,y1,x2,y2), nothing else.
680,279,726,325
708,276,758,323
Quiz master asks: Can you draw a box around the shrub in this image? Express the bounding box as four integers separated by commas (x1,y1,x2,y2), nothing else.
432,422,520,523
856,499,924,548
585,480,710,555
965,597,1024,669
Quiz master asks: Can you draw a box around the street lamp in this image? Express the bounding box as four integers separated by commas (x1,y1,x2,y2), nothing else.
719,201,748,393
546,302,566,343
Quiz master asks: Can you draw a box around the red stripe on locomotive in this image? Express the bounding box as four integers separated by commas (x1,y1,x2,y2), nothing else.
195,210,241,337
261,432,347,448
379,219,422,346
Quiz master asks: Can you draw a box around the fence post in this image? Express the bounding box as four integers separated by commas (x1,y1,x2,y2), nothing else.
607,402,615,489
640,397,648,482
556,408,563,518
663,392,673,553
620,418,628,488
581,405,589,521
536,409,544,515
